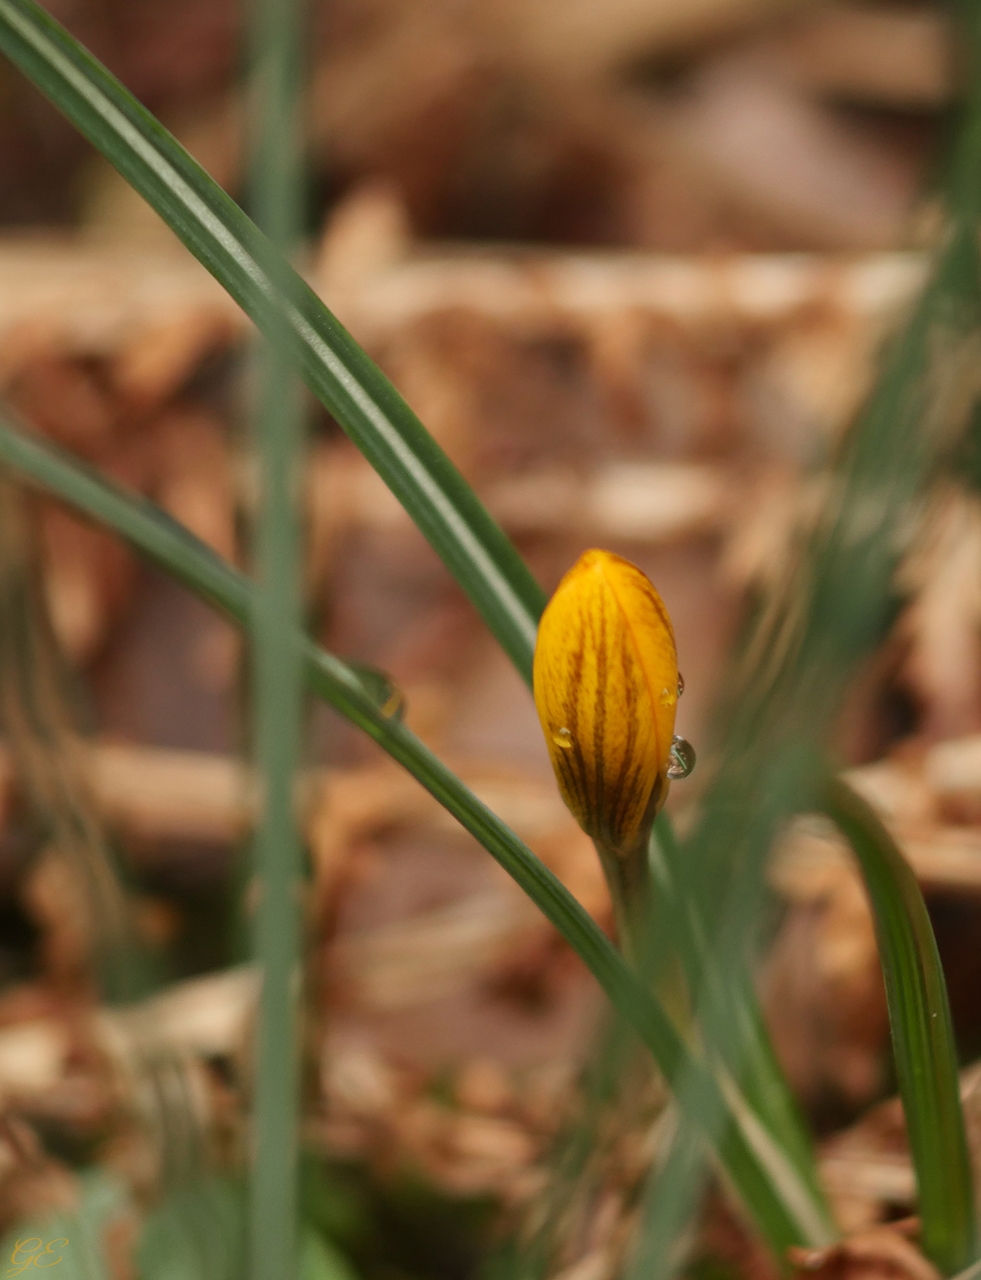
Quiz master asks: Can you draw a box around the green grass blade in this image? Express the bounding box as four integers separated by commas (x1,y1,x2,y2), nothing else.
674,0,981,1078
140,1177,246,1280
625,1116,706,1280
656,215,981,1278
0,0,545,684
690,227,981,946
626,225,981,1269
0,479,139,1000
0,412,824,1258
648,815,833,1227
675,0,981,1065
825,778,975,1274
246,0,305,1273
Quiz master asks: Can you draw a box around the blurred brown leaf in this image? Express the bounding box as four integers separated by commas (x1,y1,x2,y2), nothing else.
787,1221,939,1280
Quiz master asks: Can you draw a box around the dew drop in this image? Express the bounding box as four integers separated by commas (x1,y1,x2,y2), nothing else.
380,688,407,721
659,686,676,707
351,662,407,723
552,727,574,750
666,735,696,780
677,672,685,698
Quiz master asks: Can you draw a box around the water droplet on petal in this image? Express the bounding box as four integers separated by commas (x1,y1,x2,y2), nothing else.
677,673,685,698
659,686,676,707
552,727,574,750
666,735,696,780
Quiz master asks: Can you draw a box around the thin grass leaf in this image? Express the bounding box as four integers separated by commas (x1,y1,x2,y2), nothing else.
825,778,975,1274
0,479,137,998
0,0,545,684
510,1011,644,1280
246,0,305,1274
688,227,981,940
630,814,840,1274
631,244,981,1262
625,1114,706,1280
650,209,981,1280
139,1177,246,1280
299,1230,359,1280
0,486,212,1227
673,0,981,1040
677,0,981,1062
648,814,828,1219
641,59,981,1269
0,412,826,1257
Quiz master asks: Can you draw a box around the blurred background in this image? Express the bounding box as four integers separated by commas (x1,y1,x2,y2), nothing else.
0,0,979,1277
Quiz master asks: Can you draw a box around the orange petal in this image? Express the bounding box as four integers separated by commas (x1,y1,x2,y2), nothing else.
533,549,679,852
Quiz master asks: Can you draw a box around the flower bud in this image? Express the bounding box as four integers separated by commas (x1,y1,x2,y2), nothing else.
533,549,679,854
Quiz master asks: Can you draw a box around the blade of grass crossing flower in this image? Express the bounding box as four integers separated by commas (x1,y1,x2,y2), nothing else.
0,0,545,683
0,412,824,1257
0,408,835,1252
301,644,818,1258
246,0,305,1275
824,778,975,1274
0,0,832,1230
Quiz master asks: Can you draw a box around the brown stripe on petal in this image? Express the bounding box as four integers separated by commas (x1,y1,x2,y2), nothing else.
554,750,583,824
646,588,674,644
602,616,640,847
567,632,592,830
608,621,638,843
573,743,594,833
591,601,609,842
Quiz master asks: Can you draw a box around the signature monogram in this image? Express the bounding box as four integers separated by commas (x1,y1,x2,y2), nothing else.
6,1240,68,1276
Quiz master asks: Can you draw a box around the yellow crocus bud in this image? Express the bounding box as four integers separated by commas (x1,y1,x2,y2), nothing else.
533,549,681,855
